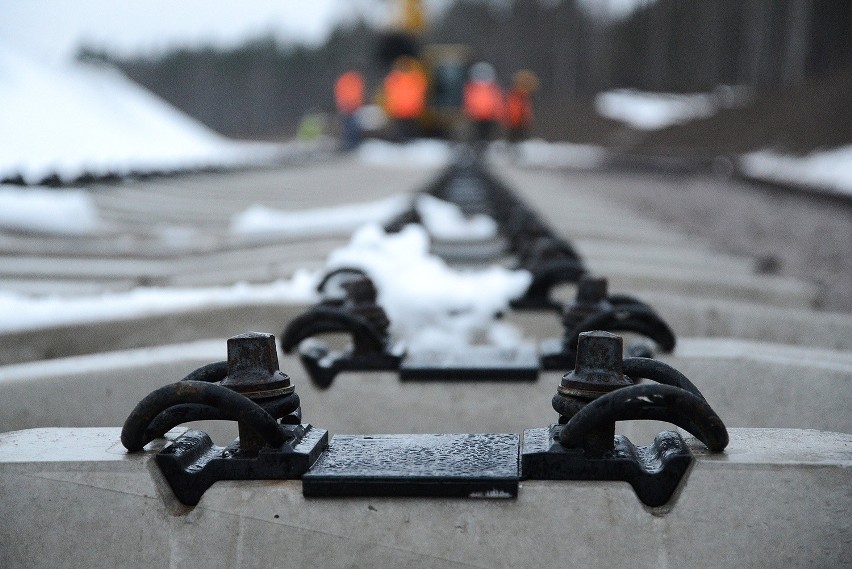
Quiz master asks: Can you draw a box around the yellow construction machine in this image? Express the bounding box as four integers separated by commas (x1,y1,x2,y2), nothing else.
377,0,470,137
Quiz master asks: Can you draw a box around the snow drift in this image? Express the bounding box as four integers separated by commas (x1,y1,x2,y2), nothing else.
0,43,286,184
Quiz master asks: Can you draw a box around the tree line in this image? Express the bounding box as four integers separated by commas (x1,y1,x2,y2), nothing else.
79,0,851,140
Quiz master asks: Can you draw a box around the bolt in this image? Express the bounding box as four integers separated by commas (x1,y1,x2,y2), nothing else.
553,330,632,456
558,330,631,400
219,332,295,454
561,276,609,334
220,332,293,399
575,276,607,305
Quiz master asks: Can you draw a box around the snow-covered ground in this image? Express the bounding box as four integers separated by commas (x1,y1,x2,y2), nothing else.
231,192,500,243
230,195,411,241
415,194,498,241
509,139,608,170
0,226,530,350
595,86,750,130
325,224,530,349
228,179,526,349
741,146,852,198
0,273,320,334
356,139,453,168
0,185,102,234
356,138,610,172
0,43,290,184
1,193,530,350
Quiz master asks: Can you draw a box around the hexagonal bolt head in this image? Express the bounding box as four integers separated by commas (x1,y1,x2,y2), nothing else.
559,330,631,398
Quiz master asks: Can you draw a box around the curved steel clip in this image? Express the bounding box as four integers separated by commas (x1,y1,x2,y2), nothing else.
541,295,676,370
511,258,587,311
281,305,402,389
523,348,727,508
120,333,328,506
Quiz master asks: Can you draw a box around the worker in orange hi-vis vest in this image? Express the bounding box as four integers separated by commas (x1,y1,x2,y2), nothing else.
334,71,365,150
463,62,503,145
505,69,538,144
383,56,428,142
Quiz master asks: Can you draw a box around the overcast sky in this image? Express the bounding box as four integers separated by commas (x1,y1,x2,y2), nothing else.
0,0,643,64
0,0,388,64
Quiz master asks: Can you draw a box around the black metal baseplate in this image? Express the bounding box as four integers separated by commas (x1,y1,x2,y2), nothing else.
521,426,693,508
399,344,540,381
302,433,520,498
155,425,328,506
125,331,723,509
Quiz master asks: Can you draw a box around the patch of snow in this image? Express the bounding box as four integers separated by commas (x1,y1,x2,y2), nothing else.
415,194,497,241
0,192,532,349
740,145,852,197
595,87,750,130
0,272,320,333
230,195,411,240
0,43,288,184
357,139,453,168
0,185,102,235
486,320,526,349
468,489,513,499
0,222,531,350
513,139,608,169
0,191,530,345
325,223,531,350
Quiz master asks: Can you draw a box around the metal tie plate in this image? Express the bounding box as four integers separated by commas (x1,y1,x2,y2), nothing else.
399,344,540,381
302,433,520,498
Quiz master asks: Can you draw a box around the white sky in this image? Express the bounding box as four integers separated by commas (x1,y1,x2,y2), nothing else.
0,0,643,65
0,0,385,64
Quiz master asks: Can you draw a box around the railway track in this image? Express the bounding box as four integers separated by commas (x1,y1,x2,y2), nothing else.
0,153,849,567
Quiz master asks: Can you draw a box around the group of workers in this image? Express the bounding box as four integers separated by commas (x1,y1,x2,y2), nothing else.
333,58,538,150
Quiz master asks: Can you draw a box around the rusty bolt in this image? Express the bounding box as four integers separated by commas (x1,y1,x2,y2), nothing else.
558,330,632,400
219,332,296,455
575,276,607,305
553,330,632,454
561,276,609,335
220,332,294,400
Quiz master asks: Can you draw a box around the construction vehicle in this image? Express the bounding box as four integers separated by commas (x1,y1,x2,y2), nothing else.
376,0,471,137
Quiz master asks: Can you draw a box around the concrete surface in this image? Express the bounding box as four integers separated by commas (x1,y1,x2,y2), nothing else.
0,302,310,365
1,337,849,441
0,159,821,301
493,165,820,308
549,167,852,313
0,427,849,568
3,285,850,366
507,296,852,352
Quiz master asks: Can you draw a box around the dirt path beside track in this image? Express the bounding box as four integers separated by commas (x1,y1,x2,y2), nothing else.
555,169,852,313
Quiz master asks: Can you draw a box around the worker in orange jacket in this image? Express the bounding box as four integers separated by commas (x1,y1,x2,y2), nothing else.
383,56,428,142
334,71,365,150
504,70,538,144
463,62,503,144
